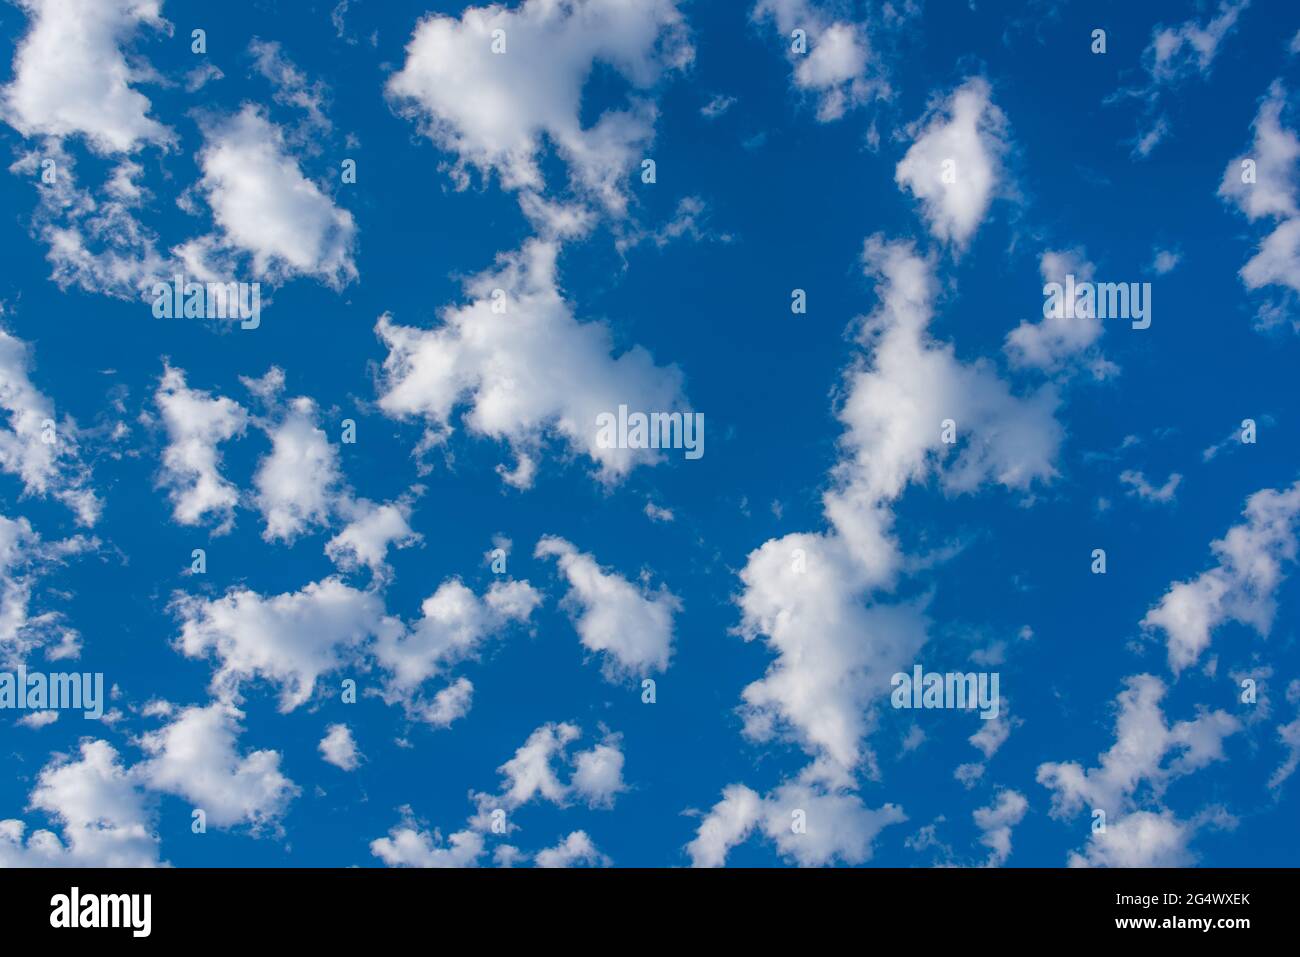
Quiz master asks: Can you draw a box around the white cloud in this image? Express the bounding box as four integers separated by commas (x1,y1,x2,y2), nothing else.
686,774,906,867
895,77,1010,249
386,0,692,215
373,578,541,723
325,496,421,582
571,739,627,808
535,535,678,679
319,723,361,771
1004,248,1116,378
153,364,249,532
1151,249,1181,274
370,816,485,868
973,788,1028,866
1,0,172,155
0,327,100,524
179,106,357,289
0,513,93,665
135,702,299,829
1119,469,1182,505
1066,810,1195,867
1142,481,1300,674
533,830,609,867
735,237,1060,778
374,239,690,487
751,0,894,122
250,392,344,544
1122,0,1251,157
173,577,397,712
0,740,161,867
1219,81,1300,327
1037,674,1240,819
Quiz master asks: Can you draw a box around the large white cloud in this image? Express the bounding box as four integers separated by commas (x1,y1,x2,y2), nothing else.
173,577,398,712
0,740,162,867
735,236,1060,779
895,77,1010,250
177,106,357,289
1,0,172,155
134,702,299,829
535,535,678,679
686,775,906,867
386,0,692,215
1142,480,1300,675
374,239,690,487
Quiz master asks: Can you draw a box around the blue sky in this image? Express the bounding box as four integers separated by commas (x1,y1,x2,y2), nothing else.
1,0,1299,868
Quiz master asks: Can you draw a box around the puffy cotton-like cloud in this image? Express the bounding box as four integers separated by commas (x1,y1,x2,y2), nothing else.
250,393,344,544
325,496,421,582
179,106,357,289
1037,674,1240,819
735,237,1060,778
374,239,690,487
973,789,1028,866
686,774,906,867
370,817,485,868
135,702,299,829
0,0,172,155
173,577,398,711
0,327,100,524
153,364,249,533
1142,481,1300,674
1066,810,1196,868
0,740,162,867
751,0,893,122
373,578,540,722
535,535,678,679
386,0,692,214
533,830,609,868
318,723,361,771
895,77,1010,250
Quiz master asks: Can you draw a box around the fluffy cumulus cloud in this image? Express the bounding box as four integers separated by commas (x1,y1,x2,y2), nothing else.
1142,480,1300,675
973,789,1028,866
318,723,362,771
686,776,907,867
533,830,609,867
1004,248,1117,379
0,740,162,867
735,236,1060,779
135,702,299,829
535,535,678,679
249,387,345,544
153,364,249,532
895,77,1010,250
0,0,172,155
325,497,421,583
172,577,398,712
0,328,100,524
372,721,624,868
1219,81,1300,329
751,0,895,122
386,0,692,215
1037,674,1240,864
177,106,357,288
373,578,541,725
374,239,690,487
